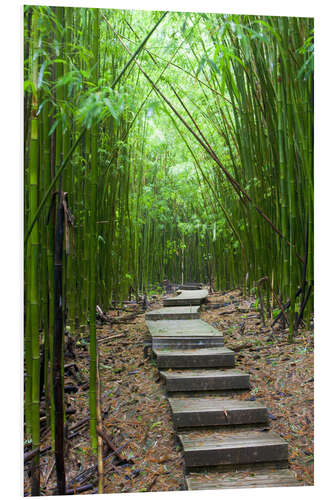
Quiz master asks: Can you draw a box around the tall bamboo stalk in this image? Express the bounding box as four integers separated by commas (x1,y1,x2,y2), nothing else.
88,7,99,454
53,188,66,495
28,9,40,495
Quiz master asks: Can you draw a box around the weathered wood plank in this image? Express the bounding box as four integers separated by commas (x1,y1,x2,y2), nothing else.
168,398,268,428
146,318,224,349
179,284,203,290
151,337,225,350
160,369,250,392
179,430,288,468
163,290,208,307
154,347,234,368
145,306,200,321
146,319,223,337
185,467,301,490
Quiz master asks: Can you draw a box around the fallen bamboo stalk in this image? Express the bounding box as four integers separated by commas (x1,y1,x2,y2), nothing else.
271,287,302,327
219,309,236,316
110,311,145,324
229,343,253,352
24,445,51,463
71,441,131,487
96,428,128,462
67,416,90,435
43,459,55,488
233,339,310,353
98,333,126,343
65,483,94,495
147,474,158,491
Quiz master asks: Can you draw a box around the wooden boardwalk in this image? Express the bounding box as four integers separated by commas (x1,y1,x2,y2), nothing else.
163,289,208,307
145,286,302,490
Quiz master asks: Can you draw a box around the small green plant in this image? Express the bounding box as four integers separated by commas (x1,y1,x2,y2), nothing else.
272,308,281,319
151,421,162,429
297,347,308,354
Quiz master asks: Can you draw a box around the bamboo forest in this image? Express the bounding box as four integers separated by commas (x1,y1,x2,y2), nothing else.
23,3,314,497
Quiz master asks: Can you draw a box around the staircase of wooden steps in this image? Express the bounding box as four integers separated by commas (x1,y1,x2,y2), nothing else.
145,286,302,491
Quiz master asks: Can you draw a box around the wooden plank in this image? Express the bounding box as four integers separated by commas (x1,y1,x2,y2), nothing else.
160,369,250,392
163,290,208,307
179,430,288,468
154,347,234,368
145,306,200,321
146,319,223,337
180,284,203,290
168,398,268,428
152,337,225,350
185,467,301,490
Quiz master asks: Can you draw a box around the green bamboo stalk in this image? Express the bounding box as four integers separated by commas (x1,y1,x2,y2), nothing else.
89,8,99,454
28,9,40,495
41,93,51,426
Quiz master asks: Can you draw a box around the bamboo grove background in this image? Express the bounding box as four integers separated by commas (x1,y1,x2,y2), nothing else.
24,5,313,495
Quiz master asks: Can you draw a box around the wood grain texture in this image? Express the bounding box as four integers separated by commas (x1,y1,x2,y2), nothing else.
186,467,301,490
163,290,208,307
154,347,234,368
152,337,225,349
146,319,223,337
145,306,200,321
160,369,250,392
169,397,268,427
179,430,288,467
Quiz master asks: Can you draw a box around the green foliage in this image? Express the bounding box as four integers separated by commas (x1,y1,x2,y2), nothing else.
77,88,125,128
272,308,281,319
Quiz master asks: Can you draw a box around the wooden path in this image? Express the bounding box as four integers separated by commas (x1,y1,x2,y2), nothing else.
145,287,301,491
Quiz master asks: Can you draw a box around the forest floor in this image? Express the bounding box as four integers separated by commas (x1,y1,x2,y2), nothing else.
24,288,314,495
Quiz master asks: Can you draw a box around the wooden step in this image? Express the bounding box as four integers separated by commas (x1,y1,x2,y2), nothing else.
146,319,223,338
154,347,234,368
145,306,200,321
146,319,224,349
169,398,268,428
160,369,250,392
185,467,301,490
163,290,208,307
179,284,203,290
152,337,225,350
179,429,288,468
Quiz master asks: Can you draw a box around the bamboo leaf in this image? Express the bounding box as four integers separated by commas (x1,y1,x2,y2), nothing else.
37,60,47,88
48,116,60,136
103,97,118,119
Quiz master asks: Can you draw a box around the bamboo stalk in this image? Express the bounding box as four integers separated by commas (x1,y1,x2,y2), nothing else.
96,350,104,493
28,9,41,495
88,7,99,454
53,187,66,495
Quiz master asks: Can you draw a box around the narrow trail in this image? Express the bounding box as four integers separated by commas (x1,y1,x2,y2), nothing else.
145,285,302,490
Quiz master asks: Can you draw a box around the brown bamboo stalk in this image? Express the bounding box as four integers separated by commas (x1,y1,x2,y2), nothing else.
96,349,104,494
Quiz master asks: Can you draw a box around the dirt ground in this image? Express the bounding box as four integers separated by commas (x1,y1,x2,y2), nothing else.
24,288,314,495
